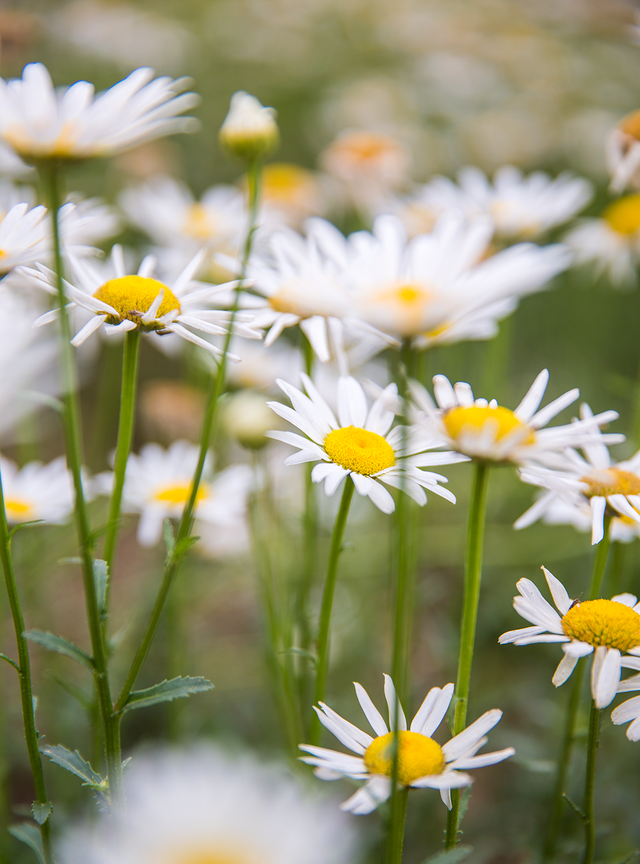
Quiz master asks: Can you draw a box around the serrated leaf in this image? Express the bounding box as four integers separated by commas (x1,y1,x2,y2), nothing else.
93,559,108,616
39,744,103,787
421,845,473,864
31,802,52,826
121,676,214,713
8,823,44,864
25,630,94,670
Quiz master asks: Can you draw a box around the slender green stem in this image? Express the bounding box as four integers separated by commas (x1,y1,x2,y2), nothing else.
115,160,262,712
309,479,355,746
587,517,612,600
608,541,626,598
385,786,409,864
445,460,490,848
42,165,123,810
102,330,141,579
582,702,601,864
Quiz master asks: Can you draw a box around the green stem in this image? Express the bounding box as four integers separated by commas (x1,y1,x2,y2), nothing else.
102,330,140,580
115,160,262,712
42,165,123,810
385,786,409,864
582,702,601,864
309,478,355,746
445,460,490,848
587,516,612,600
0,475,54,864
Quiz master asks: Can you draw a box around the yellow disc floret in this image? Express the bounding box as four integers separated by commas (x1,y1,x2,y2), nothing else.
324,426,395,475
443,405,535,447
94,276,180,329
580,467,640,499
154,483,208,507
603,195,640,235
168,849,250,864
364,731,445,785
561,599,640,652
4,498,32,519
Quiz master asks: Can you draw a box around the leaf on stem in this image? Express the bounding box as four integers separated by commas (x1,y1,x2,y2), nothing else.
39,744,104,788
563,793,587,824
0,652,19,672
93,559,108,617
31,802,52,826
24,630,94,671
421,846,473,864
8,521,44,541
120,676,214,713
8,823,45,864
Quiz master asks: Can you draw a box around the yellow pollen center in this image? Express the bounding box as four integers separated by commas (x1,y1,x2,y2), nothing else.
183,203,217,239
94,276,180,327
261,163,315,204
442,405,535,445
364,731,445,785
4,498,32,518
580,468,640,499
561,599,640,652
168,849,250,864
154,484,208,506
324,426,395,475
602,195,640,235
619,109,640,141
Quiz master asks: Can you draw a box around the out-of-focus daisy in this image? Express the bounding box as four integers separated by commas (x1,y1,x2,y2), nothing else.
22,245,261,356
99,440,252,547
314,214,570,350
0,455,77,524
607,109,640,194
58,195,121,252
0,201,49,274
59,745,358,864
516,404,632,544
394,166,592,242
565,195,640,285
266,374,467,514
410,371,617,467
259,162,327,230
300,674,513,814
0,63,198,163
499,567,640,708
531,495,640,545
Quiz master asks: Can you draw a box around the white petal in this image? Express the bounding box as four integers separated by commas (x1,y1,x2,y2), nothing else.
542,567,573,615
383,674,407,731
410,770,472,790
552,653,578,687
591,646,621,708
442,709,503,762
450,747,515,770
590,497,607,545
351,473,395,514
411,683,454,737
70,314,107,346
337,376,368,428
340,777,391,814
314,703,373,753
354,683,388,737
514,370,549,421
562,641,594,657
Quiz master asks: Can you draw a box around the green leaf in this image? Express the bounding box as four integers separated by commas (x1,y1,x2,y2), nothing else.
0,652,19,672
121,676,214,713
8,521,44,541
8,823,44,864
39,744,103,788
24,630,94,671
163,518,175,554
93,559,108,617
421,845,473,864
31,802,52,826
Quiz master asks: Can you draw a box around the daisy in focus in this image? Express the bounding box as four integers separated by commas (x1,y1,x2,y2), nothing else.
565,195,640,286
499,567,640,708
22,244,261,356
0,63,198,163
267,374,467,514
410,371,618,466
0,455,78,524
300,674,514,813
515,404,632,544
59,745,358,864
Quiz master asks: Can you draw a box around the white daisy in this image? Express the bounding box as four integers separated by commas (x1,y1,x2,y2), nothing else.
58,745,358,864
530,494,640,545
299,674,514,814
99,440,253,548
0,63,198,163
410,371,617,467
515,404,632,545
0,455,77,524
266,374,467,514
0,201,49,274
499,567,640,708
313,213,570,350
260,162,328,231
22,244,261,356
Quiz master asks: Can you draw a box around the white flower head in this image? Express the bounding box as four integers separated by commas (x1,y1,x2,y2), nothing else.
267,374,467,514
411,371,617,467
0,455,79,524
0,202,49,274
22,244,261,357
300,674,514,814
499,567,640,708
0,63,198,163
219,91,279,161
515,404,632,545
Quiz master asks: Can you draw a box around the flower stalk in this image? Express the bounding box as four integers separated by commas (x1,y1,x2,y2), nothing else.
385,786,409,864
583,702,601,864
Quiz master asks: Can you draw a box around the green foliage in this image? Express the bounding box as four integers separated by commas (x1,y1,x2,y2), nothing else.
120,676,214,713
31,803,52,826
8,824,45,864
24,630,94,671
39,744,103,789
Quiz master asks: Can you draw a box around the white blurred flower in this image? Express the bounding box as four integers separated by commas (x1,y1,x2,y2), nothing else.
223,389,279,449
0,63,198,163
0,455,76,524
260,162,329,230
607,109,640,194
0,202,49,274
565,195,640,285
219,92,279,161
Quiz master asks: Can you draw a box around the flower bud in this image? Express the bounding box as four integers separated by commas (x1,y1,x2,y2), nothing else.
219,92,279,162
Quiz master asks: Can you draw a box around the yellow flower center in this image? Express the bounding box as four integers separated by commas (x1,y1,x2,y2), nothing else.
261,163,316,205
4,498,32,519
619,109,640,142
167,848,250,864
94,276,180,328
183,203,217,240
602,195,640,235
364,731,445,785
324,426,395,475
561,599,640,652
442,405,535,447
154,483,208,506
579,468,640,499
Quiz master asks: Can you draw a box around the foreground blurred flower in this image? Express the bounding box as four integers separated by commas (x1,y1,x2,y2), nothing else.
607,109,640,194
0,201,49,273
267,374,466,514
565,195,640,285
411,371,616,467
499,567,640,708
300,674,513,813
0,455,78,524
59,745,358,864
98,440,252,547
219,91,279,162
23,245,261,356
0,63,198,163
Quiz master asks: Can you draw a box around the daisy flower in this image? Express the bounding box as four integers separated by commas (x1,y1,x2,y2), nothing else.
0,455,78,524
612,669,640,740
0,201,49,274
410,371,617,467
300,674,514,814
529,494,640,545
260,162,328,231
515,404,632,544
565,195,640,286
0,63,198,163
499,567,640,708
22,244,261,356
59,745,358,864
99,440,253,547
266,374,467,514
